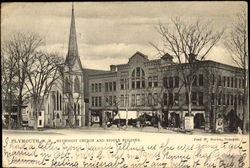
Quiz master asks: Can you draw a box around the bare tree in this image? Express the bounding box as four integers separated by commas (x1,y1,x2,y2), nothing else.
151,18,224,118
1,53,18,129
2,33,43,128
25,52,63,130
224,9,248,134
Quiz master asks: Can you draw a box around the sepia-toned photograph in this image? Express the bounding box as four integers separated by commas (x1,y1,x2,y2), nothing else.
1,1,249,168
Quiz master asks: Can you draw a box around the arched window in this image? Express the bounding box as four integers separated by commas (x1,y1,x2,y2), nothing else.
74,76,80,93
59,94,62,111
57,113,60,119
56,91,59,110
65,77,71,93
78,103,80,115
131,67,145,89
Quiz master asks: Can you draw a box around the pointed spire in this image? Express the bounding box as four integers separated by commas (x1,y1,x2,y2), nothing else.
65,2,79,67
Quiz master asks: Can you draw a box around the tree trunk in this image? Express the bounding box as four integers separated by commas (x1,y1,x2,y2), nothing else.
33,100,38,130
17,95,23,128
188,91,192,116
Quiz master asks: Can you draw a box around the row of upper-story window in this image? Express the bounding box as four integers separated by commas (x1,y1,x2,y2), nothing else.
91,82,117,93
91,92,206,107
211,74,244,88
91,95,117,107
90,74,205,93
211,93,243,106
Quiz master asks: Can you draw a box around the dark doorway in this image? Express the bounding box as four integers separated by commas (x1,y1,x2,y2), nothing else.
194,113,205,129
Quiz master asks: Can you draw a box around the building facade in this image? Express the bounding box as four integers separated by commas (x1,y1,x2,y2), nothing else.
88,52,244,131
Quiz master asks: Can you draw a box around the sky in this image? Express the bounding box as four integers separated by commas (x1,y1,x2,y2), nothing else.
1,2,247,70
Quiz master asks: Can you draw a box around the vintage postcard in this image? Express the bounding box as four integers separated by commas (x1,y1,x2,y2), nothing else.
1,1,249,168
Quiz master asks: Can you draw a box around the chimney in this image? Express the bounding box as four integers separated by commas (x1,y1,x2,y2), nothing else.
110,65,117,72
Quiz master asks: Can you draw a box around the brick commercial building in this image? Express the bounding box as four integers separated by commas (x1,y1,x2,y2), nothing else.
88,52,244,131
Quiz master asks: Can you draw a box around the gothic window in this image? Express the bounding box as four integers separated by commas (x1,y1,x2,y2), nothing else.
57,91,59,110
74,76,80,93
65,77,71,93
78,103,80,115
59,94,62,111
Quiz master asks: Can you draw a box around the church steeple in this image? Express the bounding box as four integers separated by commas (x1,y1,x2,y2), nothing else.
65,3,79,67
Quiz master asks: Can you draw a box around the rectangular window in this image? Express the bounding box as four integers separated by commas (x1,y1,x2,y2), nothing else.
211,93,214,105
163,77,168,88
125,79,129,89
91,84,95,92
227,77,230,87
136,80,140,89
112,82,116,91
239,79,241,88
169,77,173,88
113,96,116,106
230,95,234,105
141,94,145,105
234,95,237,106
231,77,234,88
235,78,237,88
218,93,221,105
105,97,109,106
95,83,98,92
238,95,241,105
153,76,158,87
109,82,112,91
95,97,98,107
199,92,203,105
192,92,197,105
148,93,152,106
136,94,141,106
199,74,203,86
98,83,102,92
39,120,42,126
121,95,124,107
193,75,197,86
142,80,145,88
169,93,173,106
148,77,152,87
227,94,230,105
132,94,135,106
120,79,124,90
222,94,225,105
105,82,109,92
99,96,102,106
218,75,222,86
163,93,168,105
174,76,179,88
39,112,42,116
223,76,226,87
92,97,95,107
132,80,135,89
125,94,128,106
154,93,158,105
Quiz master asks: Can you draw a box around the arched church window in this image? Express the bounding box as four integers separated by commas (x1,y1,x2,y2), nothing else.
65,77,71,93
78,103,80,115
131,67,145,89
59,94,62,111
56,91,59,110
74,76,80,93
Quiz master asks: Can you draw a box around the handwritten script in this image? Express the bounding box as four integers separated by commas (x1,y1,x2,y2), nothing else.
2,135,249,168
